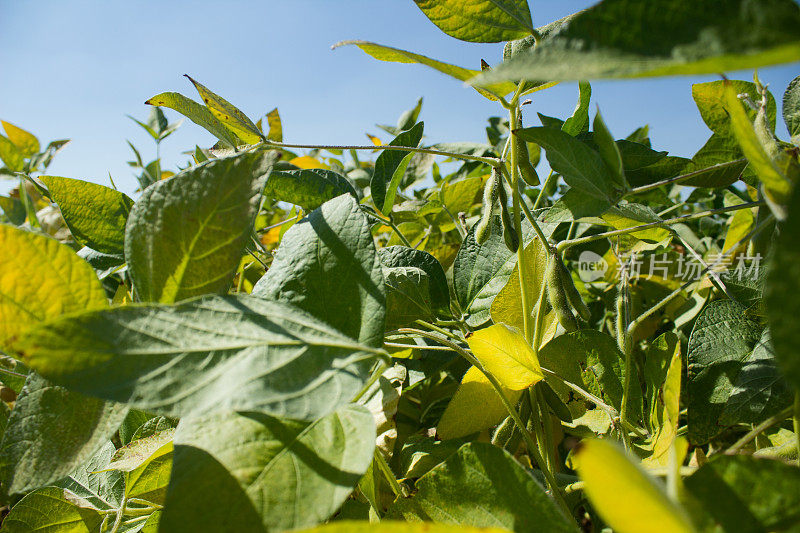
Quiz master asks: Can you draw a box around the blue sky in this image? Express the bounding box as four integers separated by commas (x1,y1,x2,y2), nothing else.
1,0,799,197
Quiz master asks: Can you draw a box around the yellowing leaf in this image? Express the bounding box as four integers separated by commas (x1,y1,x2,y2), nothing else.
437,366,522,440
266,107,282,143
2,120,40,157
491,238,549,333
467,323,543,390
643,345,682,467
366,133,383,146
290,156,329,170
573,439,695,533
0,224,107,351
300,521,511,533
185,75,263,145
722,205,755,256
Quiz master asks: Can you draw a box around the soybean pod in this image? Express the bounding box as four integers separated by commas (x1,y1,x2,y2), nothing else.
555,254,591,321
513,133,540,186
474,167,501,245
546,251,578,332
497,180,519,252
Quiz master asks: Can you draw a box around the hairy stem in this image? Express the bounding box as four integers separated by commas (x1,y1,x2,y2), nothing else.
725,405,794,455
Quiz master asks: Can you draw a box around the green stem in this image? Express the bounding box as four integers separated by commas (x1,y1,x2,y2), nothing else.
397,328,572,518
725,405,794,455
498,164,550,247
109,494,128,533
375,450,403,497
533,170,555,210
413,320,463,342
351,361,390,403
265,140,500,167
557,201,764,252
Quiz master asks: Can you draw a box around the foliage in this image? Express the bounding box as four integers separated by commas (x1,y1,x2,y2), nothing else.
1,0,800,532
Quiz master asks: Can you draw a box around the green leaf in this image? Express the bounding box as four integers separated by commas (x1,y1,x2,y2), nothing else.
453,216,514,324
372,122,424,215
332,41,517,101
767,181,800,391
0,134,24,172
687,300,792,444
55,441,124,511
592,109,627,190
378,246,449,313
2,120,40,157
144,91,239,147
265,107,282,142
300,522,511,533
561,81,592,137
413,0,533,43
125,150,276,303
538,330,642,422
253,195,386,347
264,168,357,211
1,486,105,533
474,0,800,83
389,442,576,532
0,195,26,226
467,323,543,390
184,75,263,144
516,127,624,201
0,372,128,495
490,238,550,333
0,224,107,350
601,203,670,243
42,176,134,255
573,439,693,533
16,294,381,421
161,405,375,532
782,75,800,141
383,266,434,328
683,455,800,531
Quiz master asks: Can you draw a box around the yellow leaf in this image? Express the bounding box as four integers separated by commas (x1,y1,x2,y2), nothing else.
437,366,521,440
290,156,329,170
2,120,40,157
467,323,543,390
573,439,695,533
491,239,548,333
722,206,755,257
643,345,682,468
184,75,263,145
0,224,107,351
366,133,383,146
300,521,511,533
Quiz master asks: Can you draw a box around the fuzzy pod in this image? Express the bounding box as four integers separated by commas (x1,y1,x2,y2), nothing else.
475,168,501,245
514,135,540,186
555,255,591,322
615,285,631,355
497,181,519,253
491,415,516,448
546,254,578,332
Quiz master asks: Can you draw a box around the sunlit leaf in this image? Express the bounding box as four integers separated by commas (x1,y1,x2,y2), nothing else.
467,323,543,390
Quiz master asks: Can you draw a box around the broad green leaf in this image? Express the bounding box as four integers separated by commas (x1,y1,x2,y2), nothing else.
144,91,239,147
538,330,642,422
767,181,800,391
389,442,576,532
265,107,282,142
383,266,434,328
783,75,800,142
561,81,592,137
125,150,276,303
263,168,357,211
641,339,680,467
601,203,670,243
454,216,514,322
516,127,624,201
467,323,543,390
42,176,134,255
724,84,792,203
15,294,381,421
104,428,175,473
1,486,104,533
253,195,386,347
2,120,40,157
0,195,25,225
687,300,792,444
0,224,107,350
544,188,613,222
0,373,128,495
372,122,424,215
185,75,263,144
397,97,423,131
644,332,680,430
693,81,776,136
300,522,511,533
161,405,375,532
0,134,24,172
332,41,517,100
55,441,124,513
573,439,694,533
437,366,521,440
684,455,800,532
123,439,172,503
474,0,800,83
413,0,533,43
378,245,449,313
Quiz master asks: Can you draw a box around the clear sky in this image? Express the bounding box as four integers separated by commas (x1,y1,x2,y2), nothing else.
1,1,799,197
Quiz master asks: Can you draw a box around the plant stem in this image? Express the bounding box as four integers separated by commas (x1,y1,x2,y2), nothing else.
374,450,403,497
350,360,390,403
109,494,128,533
396,328,572,518
533,170,555,210
498,164,550,247
556,201,764,252
627,159,747,195
265,140,500,167
361,208,413,247
794,392,800,462
413,320,463,342
725,405,794,455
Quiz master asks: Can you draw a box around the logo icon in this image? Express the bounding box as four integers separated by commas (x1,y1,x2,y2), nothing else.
577,251,608,282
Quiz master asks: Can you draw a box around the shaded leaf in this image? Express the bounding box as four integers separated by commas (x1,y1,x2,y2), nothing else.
264,169,357,211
